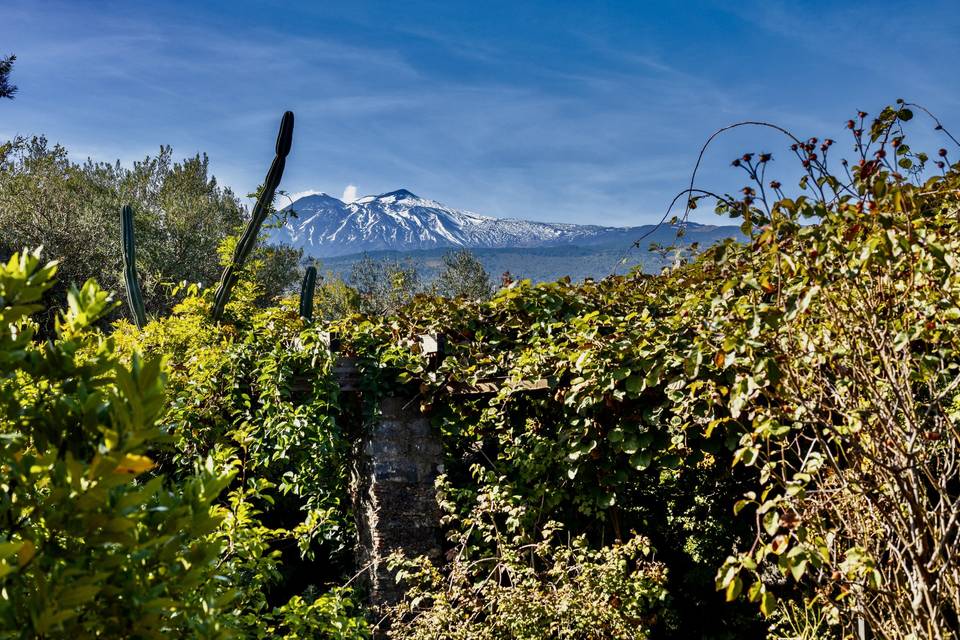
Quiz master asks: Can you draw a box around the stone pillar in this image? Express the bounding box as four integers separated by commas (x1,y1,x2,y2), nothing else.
353,395,443,608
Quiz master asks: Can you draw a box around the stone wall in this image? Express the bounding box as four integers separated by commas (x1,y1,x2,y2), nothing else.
352,395,443,608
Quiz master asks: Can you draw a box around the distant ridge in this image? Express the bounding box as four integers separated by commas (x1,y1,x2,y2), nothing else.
268,188,739,261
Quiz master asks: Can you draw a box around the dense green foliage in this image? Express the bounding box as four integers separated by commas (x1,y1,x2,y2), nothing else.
0,251,232,637
434,249,494,300
2,103,959,639
387,481,669,639
0,250,369,637
112,278,366,637
335,261,765,638
0,137,301,329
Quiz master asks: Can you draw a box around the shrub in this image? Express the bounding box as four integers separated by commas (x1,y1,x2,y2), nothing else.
0,249,370,638
334,268,765,638
386,478,668,640
434,249,493,300
0,249,233,638
112,269,364,637
694,106,960,639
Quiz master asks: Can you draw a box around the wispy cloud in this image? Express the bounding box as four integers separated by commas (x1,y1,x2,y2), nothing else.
2,0,957,227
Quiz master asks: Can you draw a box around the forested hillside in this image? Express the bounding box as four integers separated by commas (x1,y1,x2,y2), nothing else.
2,103,960,639
311,219,742,283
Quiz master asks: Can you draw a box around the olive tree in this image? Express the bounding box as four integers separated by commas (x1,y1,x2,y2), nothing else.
434,249,493,300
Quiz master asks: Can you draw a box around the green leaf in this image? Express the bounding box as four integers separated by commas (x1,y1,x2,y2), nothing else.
629,450,652,471
760,591,776,617
725,576,743,602
763,511,780,536
789,557,807,582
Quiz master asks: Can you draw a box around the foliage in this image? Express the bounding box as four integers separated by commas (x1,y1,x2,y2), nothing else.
334,263,765,637
330,104,960,638
703,105,960,639
386,477,668,640
434,249,494,300
315,235,730,288
766,597,838,640
0,136,300,330
246,241,303,308
312,269,361,322
4,100,958,640
0,249,234,638
254,587,370,640
111,269,364,637
0,55,14,100
0,246,367,637
349,255,422,316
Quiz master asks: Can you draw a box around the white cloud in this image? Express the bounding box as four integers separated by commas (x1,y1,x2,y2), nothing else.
341,184,358,203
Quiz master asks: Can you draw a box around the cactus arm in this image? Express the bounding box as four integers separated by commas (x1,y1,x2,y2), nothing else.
120,204,148,329
299,265,317,322
211,111,294,321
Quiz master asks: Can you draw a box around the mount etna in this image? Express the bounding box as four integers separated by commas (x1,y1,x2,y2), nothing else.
268,189,741,282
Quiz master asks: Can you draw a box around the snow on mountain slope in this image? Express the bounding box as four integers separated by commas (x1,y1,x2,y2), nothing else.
268,188,718,258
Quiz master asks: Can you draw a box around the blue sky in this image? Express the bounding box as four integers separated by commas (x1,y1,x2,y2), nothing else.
2,0,959,226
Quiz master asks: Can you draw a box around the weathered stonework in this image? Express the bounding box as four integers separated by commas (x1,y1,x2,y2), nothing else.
352,395,443,608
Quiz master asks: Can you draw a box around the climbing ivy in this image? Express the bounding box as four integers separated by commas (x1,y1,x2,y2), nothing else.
111,280,364,636
4,101,956,640
328,103,960,639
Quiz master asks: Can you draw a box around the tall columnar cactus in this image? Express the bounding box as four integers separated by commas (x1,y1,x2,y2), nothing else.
120,204,147,329
299,265,317,322
211,111,294,321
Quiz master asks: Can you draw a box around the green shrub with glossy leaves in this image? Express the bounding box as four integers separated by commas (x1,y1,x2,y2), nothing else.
111,254,366,638
0,248,370,638
0,249,233,638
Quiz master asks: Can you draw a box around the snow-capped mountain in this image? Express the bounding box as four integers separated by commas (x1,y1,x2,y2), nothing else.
269,188,657,258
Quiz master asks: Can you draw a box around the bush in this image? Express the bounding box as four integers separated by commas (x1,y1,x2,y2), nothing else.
333,264,766,638
434,249,493,300
111,266,365,637
349,255,422,316
386,479,668,640
0,249,370,638
705,106,960,638
0,250,233,637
